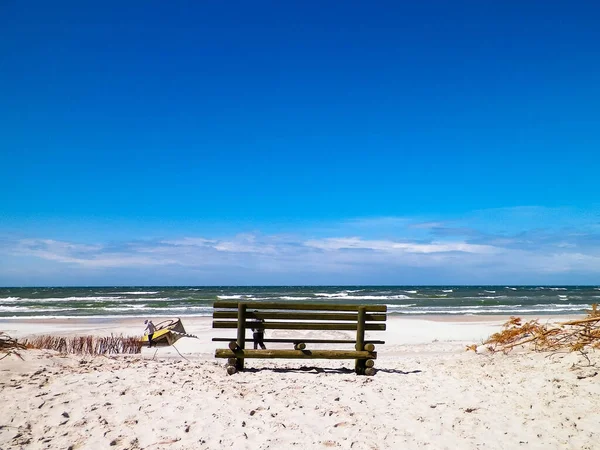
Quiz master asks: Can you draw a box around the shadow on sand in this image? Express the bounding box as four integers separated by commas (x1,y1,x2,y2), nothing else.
242,366,423,375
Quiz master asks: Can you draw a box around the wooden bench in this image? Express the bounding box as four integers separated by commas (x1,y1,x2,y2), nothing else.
212,301,387,376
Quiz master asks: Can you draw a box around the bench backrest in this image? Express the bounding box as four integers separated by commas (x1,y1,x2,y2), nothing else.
213,301,387,349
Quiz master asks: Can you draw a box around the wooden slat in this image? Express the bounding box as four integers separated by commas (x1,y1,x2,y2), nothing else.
213,311,387,321
213,301,387,312
215,349,377,359
213,321,386,331
212,338,386,344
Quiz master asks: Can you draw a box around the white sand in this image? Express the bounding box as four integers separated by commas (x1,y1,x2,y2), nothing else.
1,316,599,449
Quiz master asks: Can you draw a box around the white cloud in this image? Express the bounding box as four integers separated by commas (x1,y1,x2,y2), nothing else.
303,237,499,254
4,208,600,284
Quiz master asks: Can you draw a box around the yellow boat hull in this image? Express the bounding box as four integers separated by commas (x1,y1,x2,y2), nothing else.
141,318,186,347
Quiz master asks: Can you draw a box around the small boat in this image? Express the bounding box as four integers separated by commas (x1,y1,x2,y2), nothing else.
141,318,190,347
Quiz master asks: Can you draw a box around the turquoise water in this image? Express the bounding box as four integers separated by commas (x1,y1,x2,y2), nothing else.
1,286,599,318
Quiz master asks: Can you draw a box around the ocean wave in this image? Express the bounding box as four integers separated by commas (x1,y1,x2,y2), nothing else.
313,293,412,300
103,305,212,312
216,295,255,300
0,305,81,313
403,290,418,294
6,296,127,302
385,304,417,308
0,313,215,320
484,290,496,294
442,289,453,293
398,309,576,315
279,296,314,301
4,296,176,303
0,306,30,312
0,297,21,302
392,305,589,314
112,291,159,295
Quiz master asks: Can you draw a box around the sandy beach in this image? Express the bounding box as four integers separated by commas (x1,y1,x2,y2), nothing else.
1,316,599,450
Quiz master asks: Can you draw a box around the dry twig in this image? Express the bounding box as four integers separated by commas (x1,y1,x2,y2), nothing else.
469,304,600,354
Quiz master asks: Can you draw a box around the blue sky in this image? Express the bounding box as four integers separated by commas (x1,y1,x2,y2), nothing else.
1,1,599,286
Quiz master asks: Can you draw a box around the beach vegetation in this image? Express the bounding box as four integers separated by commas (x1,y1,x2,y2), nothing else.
20,334,142,356
469,304,600,356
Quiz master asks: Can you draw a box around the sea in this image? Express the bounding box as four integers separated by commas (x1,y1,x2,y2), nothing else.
1,286,599,319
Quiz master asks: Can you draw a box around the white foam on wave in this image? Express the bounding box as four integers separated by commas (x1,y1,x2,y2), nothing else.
0,312,215,320
505,287,517,290
315,292,348,298
217,295,248,300
484,290,496,294
314,293,412,300
112,291,159,295
403,290,418,294
442,289,453,293
396,307,585,314
38,296,126,302
103,305,211,312
1,296,173,304
0,305,29,312
558,295,568,300
0,297,21,302
385,304,417,309
549,287,567,291
392,303,589,315
279,296,314,301
0,305,79,313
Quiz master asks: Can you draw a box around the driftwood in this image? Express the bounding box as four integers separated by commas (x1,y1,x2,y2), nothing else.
0,332,26,350
469,304,600,354
0,332,27,360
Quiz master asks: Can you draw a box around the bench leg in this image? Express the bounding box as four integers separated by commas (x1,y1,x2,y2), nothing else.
355,359,366,375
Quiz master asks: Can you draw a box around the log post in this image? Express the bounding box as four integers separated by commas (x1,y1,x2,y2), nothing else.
365,359,375,368
294,342,306,350
364,343,375,352
355,306,366,375
226,365,237,375
236,303,247,370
